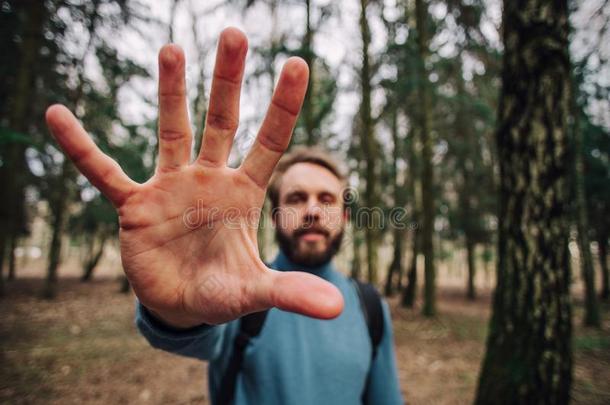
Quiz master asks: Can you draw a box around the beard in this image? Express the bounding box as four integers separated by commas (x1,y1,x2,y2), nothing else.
276,224,344,268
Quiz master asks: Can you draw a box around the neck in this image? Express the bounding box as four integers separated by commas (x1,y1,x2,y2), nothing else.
272,249,334,277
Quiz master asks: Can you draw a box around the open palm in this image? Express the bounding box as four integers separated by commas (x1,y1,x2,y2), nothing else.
46,28,344,328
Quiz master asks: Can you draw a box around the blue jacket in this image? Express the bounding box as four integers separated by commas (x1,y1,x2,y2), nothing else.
135,250,404,405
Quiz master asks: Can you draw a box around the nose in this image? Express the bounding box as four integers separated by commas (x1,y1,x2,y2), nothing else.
304,196,322,221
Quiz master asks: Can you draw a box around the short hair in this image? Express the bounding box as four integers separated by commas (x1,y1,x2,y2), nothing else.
268,146,348,211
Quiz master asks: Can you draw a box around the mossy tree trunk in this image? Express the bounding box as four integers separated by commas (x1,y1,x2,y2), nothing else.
475,0,573,403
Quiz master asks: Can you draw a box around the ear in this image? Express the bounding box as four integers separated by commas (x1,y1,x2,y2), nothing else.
342,206,350,222
270,206,278,227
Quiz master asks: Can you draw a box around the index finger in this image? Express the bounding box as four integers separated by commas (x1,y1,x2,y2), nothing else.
239,57,309,188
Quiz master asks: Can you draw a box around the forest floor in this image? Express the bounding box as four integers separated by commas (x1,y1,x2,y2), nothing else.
1,277,609,405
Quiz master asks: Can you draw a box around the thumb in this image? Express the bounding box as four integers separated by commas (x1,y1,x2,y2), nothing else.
260,269,344,319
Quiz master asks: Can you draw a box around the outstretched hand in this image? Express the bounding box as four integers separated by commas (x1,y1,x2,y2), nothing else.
45,28,344,328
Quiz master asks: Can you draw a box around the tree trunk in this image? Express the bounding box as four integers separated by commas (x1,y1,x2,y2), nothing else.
402,230,418,307
0,237,5,297
385,109,405,296
351,228,363,280
8,235,17,281
475,0,573,403
120,276,131,294
43,161,71,299
359,0,379,285
466,239,476,300
402,123,419,308
168,0,181,43
397,244,405,290
599,234,609,301
483,244,493,288
573,96,600,326
385,229,403,297
455,56,478,301
303,0,316,145
415,0,436,317
81,234,107,282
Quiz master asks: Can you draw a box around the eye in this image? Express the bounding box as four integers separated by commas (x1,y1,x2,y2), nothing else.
319,193,336,205
285,192,306,204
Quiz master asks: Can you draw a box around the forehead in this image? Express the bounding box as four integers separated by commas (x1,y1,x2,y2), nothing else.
279,162,343,197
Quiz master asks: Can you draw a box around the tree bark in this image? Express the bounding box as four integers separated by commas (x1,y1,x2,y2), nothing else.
359,0,380,285
475,0,573,402
168,0,181,43
0,239,5,297
573,96,600,326
8,235,17,281
599,234,609,300
455,57,478,301
402,123,419,308
385,109,405,296
402,229,418,307
43,161,72,299
303,0,316,145
81,234,107,282
466,239,476,300
415,0,436,317
351,228,363,280
120,276,131,294
385,228,403,296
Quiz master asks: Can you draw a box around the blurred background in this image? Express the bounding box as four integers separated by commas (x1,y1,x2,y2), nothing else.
0,0,608,404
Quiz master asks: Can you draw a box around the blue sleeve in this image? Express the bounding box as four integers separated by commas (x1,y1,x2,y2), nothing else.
134,300,229,361
365,300,405,404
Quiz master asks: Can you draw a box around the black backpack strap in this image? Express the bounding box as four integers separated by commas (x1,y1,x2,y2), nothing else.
351,278,384,356
216,310,269,405
351,277,384,404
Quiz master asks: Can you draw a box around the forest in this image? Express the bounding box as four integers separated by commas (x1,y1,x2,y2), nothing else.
1,0,609,404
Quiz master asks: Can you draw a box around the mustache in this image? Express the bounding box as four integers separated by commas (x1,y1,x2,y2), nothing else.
293,224,330,238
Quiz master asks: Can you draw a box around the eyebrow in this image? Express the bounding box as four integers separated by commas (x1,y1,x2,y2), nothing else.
283,189,339,199
284,190,307,197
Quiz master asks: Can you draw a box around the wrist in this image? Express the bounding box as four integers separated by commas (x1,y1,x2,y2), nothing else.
146,306,206,330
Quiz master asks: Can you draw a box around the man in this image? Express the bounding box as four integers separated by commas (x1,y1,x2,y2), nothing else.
45,27,403,404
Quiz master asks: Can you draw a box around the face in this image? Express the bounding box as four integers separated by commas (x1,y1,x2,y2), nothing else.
273,162,347,268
